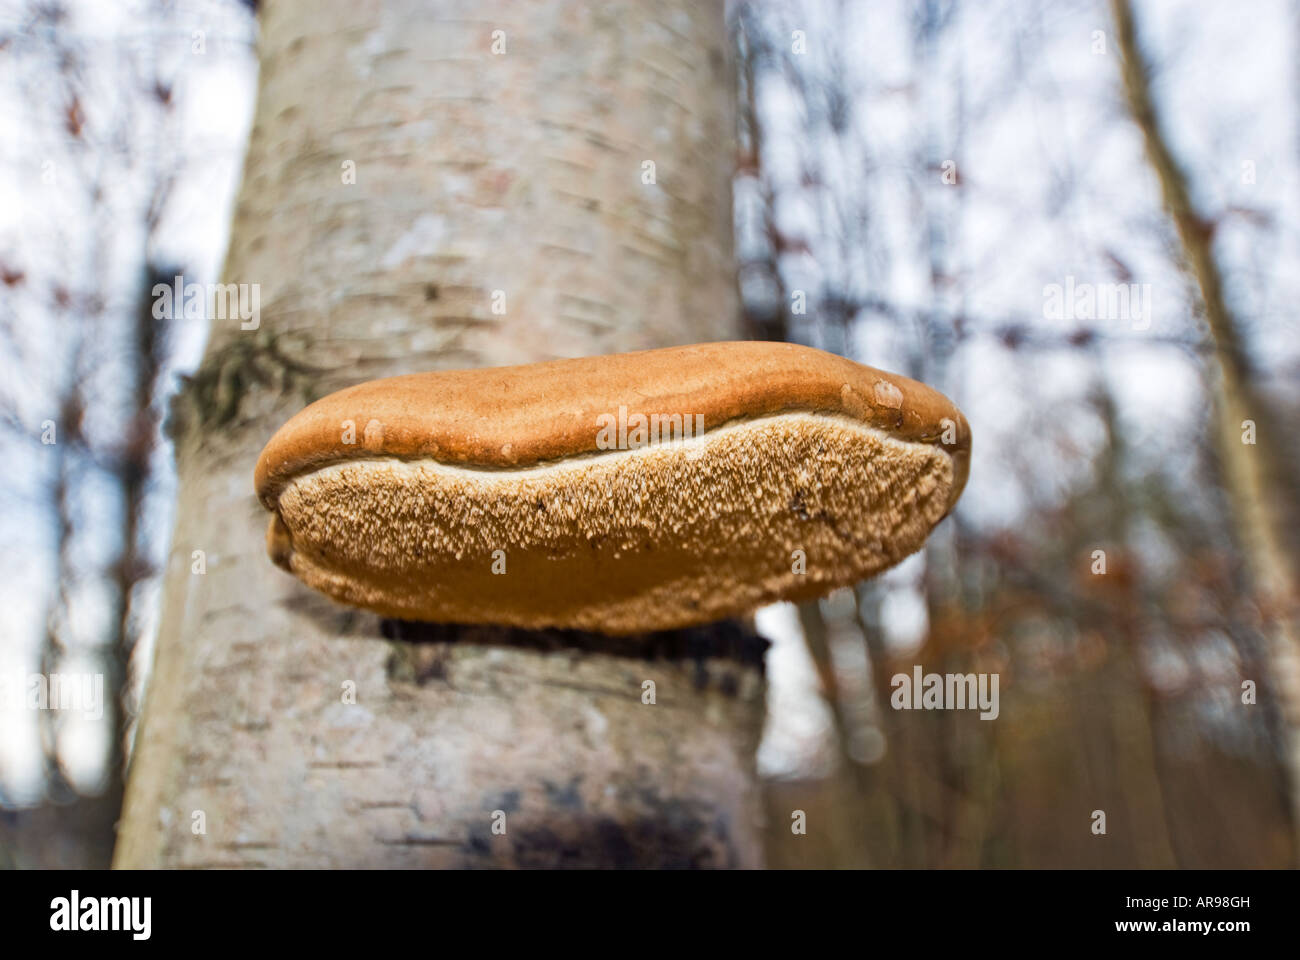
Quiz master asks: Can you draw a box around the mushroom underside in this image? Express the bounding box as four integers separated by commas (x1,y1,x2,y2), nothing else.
270,411,956,634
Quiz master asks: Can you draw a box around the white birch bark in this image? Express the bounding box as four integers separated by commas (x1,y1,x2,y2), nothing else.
115,0,765,868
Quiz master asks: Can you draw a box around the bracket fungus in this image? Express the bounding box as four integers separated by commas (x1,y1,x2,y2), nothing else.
254,341,970,634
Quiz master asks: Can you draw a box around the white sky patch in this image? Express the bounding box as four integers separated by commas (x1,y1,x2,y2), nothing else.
878,554,930,655
755,602,837,780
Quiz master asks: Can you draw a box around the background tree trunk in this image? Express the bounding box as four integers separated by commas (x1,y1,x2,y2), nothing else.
1112,0,1300,855
114,0,766,868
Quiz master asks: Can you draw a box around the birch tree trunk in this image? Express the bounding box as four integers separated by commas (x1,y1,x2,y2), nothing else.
115,0,766,868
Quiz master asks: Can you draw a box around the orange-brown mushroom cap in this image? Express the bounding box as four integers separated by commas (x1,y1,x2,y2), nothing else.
255,341,971,634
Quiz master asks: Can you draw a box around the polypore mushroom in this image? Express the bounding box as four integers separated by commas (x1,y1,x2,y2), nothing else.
254,341,970,634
